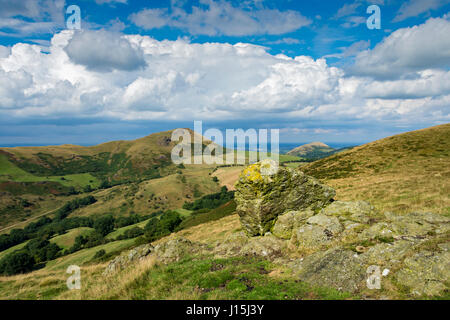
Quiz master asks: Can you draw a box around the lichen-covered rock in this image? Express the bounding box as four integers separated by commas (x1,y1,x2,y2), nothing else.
103,244,154,275
289,214,343,251
214,232,287,261
235,161,335,236
385,212,449,238
272,209,314,239
395,250,450,296
358,222,395,241
291,248,367,293
306,214,343,234
153,237,207,263
103,237,207,275
321,201,377,224
213,232,250,258
362,240,417,266
240,235,287,260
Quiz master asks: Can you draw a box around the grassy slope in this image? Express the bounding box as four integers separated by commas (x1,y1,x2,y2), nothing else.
302,123,450,214
0,214,355,300
0,155,101,188
105,220,149,240
50,228,96,250
0,241,30,261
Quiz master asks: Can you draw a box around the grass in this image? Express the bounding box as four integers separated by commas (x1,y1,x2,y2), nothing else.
0,155,101,188
173,208,193,218
72,165,221,218
105,220,150,240
44,238,137,272
57,254,354,300
0,240,30,260
283,162,308,169
50,227,95,250
177,201,237,231
302,123,450,214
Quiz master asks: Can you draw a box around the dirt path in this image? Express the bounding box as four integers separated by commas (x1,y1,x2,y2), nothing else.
0,207,61,233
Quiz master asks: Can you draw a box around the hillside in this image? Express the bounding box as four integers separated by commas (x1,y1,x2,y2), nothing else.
302,123,450,214
0,124,449,300
286,142,336,160
0,129,221,229
0,129,193,186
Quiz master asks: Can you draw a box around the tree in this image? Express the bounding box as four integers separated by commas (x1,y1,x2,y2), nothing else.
0,251,35,276
93,215,115,236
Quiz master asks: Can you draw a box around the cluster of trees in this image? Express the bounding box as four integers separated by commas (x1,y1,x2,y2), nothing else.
0,186,236,276
142,211,182,242
183,186,234,211
67,232,106,254
0,238,62,276
55,195,97,220
116,227,144,240
0,196,98,254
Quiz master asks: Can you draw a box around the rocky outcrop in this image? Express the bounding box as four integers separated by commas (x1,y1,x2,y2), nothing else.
103,162,450,298
103,237,207,275
233,162,450,297
234,160,335,236
103,244,154,275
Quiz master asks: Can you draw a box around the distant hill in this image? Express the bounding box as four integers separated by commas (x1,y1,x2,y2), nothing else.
0,129,212,188
286,142,337,161
301,123,450,214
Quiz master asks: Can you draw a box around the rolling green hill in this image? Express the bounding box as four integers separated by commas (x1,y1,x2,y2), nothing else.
302,123,450,214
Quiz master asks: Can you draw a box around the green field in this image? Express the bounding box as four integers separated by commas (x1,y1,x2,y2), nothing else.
45,238,137,272
0,155,101,188
105,220,150,240
283,162,308,168
50,227,95,250
173,208,193,217
0,240,30,261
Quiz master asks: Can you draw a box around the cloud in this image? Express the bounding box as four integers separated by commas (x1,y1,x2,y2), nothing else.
393,0,450,22
0,29,448,135
0,45,11,58
64,30,147,72
95,0,127,4
334,2,362,19
264,38,303,45
129,0,311,36
353,15,450,78
0,0,65,37
324,40,370,59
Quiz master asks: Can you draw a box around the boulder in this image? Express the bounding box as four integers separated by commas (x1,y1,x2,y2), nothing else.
153,237,207,263
320,200,377,224
214,232,287,261
272,209,314,239
395,250,450,296
235,160,335,236
103,244,154,275
291,248,367,293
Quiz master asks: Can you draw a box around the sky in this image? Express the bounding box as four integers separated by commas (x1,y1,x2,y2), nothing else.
0,0,449,146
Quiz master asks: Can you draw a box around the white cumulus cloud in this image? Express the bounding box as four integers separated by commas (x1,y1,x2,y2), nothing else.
0,29,448,130
353,15,450,78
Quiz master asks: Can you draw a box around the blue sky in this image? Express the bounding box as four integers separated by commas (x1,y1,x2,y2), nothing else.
0,0,449,146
